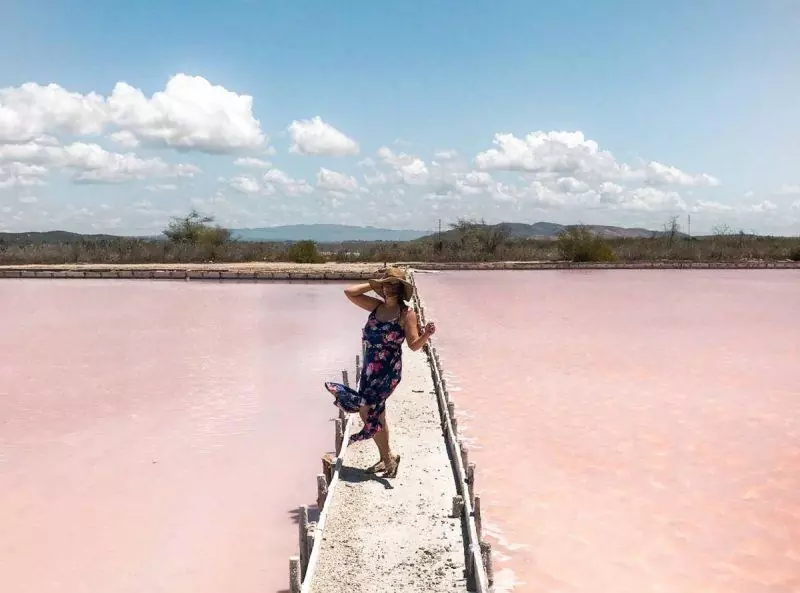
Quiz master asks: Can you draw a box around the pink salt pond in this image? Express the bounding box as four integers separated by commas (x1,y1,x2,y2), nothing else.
0,280,365,593
417,269,800,593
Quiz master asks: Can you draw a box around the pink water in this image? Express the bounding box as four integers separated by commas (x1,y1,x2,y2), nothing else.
417,270,800,593
0,280,365,593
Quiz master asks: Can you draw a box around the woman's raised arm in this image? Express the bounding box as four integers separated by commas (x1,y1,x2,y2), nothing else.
344,282,382,312
401,308,435,351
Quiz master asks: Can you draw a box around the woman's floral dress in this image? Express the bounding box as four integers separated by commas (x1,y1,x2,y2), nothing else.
324,306,405,444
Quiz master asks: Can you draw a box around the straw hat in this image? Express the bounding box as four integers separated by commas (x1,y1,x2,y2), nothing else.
369,267,414,302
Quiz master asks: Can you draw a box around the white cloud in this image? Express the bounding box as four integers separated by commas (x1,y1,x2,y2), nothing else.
107,74,266,152
474,131,718,187
778,184,800,195
0,74,267,153
0,161,48,189
792,200,800,210
0,82,107,143
434,149,458,160
376,146,429,185
145,183,178,192
18,195,38,204
691,200,734,213
263,168,313,196
691,199,778,214
0,140,199,183
234,157,272,169
229,175,261,195
288,116,359,156
316,167,359,193
743,200,778,213
110,130,140,148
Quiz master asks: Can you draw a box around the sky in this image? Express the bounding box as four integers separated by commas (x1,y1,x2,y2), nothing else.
1,0,799,236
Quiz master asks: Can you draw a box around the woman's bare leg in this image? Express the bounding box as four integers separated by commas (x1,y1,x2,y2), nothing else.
359,406,392,466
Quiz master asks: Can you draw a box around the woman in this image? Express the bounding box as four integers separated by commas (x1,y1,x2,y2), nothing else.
324,267,436,478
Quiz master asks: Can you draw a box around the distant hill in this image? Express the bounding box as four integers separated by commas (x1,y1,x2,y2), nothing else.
421,221,677,241
0,230,123,244
231,224,429,242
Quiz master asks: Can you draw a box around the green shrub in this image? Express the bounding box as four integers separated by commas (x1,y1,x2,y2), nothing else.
789,245,800,262
556,226,616,262
287,240,324,263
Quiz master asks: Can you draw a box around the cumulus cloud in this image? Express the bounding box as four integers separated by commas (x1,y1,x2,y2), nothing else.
110,130,140,148
263,168,313,196
376,146,429,185
434,149,458,160
316,167,359,193
0,74,267,153
691,199,778,214
0,140,199,183
288,116,359,156
229,175,261,195
234,157,272,169
778,184,800,195
474,131,718,187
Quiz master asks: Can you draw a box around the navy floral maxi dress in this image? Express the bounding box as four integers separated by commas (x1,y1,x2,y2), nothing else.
324,306,405,444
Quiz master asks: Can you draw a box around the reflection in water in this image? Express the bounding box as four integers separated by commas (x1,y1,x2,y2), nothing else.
0,280,365,593
417,270,800,593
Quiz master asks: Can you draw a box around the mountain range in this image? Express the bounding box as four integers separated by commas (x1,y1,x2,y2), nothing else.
0,222,682,245
230,222,673,242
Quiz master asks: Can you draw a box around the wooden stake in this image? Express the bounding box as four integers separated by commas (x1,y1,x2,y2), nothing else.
452,416,458,437
452,495,464,519
289,556,301,593
480,540,494,586
447,401,455,421
341,369,350,388
473,494,482,540
466,543,477,590
459,440,469,470
334,418,344,454
321,454,334,484
316,474,328,510
305,523,316,568
466,463,476,506
298,505,309,577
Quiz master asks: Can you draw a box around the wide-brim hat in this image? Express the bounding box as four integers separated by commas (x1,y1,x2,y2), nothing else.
368,267,414,302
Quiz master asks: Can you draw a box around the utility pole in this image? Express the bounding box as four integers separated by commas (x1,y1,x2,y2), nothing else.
688,214,691,239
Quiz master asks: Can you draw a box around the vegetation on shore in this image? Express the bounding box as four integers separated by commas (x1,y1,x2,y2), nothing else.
0,212,798,265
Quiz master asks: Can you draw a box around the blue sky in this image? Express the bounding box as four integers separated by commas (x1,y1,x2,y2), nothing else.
1,0,799,235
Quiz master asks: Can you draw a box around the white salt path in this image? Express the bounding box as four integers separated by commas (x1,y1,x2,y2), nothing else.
309,344,468,593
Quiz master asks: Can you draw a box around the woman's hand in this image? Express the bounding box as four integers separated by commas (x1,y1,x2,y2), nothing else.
422,321,436,337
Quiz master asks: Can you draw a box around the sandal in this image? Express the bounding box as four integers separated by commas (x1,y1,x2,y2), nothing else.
384,454,401,478
365,460,386,474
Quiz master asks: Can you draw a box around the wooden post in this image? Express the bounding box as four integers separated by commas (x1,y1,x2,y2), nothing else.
289,556,301,593
322,454,334,484
452,494,464,519
298,505,309,577
342,369,350,387
473,494,482,540
316,474,328,510
452,416,458,437
481,540,494,586
466,463,476,506
334,418,344,454
466,543,477,590
460,441,469,470
447,401,455,421
305,522,316,564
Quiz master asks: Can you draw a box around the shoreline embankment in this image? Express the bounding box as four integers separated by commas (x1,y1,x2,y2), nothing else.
0,259,798,281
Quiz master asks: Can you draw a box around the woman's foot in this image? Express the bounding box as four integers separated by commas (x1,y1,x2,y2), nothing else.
383,454,401,478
